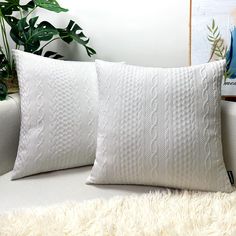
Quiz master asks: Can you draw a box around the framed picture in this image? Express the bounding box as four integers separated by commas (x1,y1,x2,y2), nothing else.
190,0,236,97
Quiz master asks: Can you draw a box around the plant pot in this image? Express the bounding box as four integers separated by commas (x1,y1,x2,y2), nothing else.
0,93,20,175
0,76,19,101
7,76,19,94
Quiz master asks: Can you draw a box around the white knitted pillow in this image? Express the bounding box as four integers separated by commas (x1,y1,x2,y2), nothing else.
88,60,233,192
12,50,98,179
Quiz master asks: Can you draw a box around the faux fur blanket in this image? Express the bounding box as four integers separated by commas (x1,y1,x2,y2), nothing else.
0,189,236,236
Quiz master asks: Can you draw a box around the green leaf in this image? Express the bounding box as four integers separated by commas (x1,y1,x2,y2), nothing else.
224,67,234,79
44,51,63,59
29,16,39,27
0,53,9,81
10,27,25,45
10,17,28,45
213,26,218,35
0,0,34,16
10,17,58,53
207,37,214,43
215,32,220,40
0,53,8,70
0,81,7,101
208,35,214,39
20,0,35,11
207,25,212,32
34,49,64,59
58,20,89,45
215,52,223,58
212,19,215,29
4,16,18,27
58,20,96,57
218,39,224,48
226,58,231,66
35,21,58,41
17,17,28,32
0,0,19,15
34,0,68,13
85,46,96,57
33,48,43,55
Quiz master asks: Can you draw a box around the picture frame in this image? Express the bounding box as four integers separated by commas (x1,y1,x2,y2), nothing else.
190,0,236,98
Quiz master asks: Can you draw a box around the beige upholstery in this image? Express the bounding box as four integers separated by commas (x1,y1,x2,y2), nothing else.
0,166,159,212
222,100,236,184
0,94,20,176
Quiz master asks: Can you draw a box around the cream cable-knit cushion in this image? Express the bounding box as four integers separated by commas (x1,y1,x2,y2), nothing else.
88,60,233,192
12,50,98,179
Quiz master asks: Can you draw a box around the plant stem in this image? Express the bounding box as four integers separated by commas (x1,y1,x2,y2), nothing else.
0,18,11,64
0,16,13,78
2,19,11,62
208,39,220,62
25,6,37,19
0,45,5,55
19,8,23,19
0,18,7,55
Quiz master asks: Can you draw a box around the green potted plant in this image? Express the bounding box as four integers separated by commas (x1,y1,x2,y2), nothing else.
0,0,96,100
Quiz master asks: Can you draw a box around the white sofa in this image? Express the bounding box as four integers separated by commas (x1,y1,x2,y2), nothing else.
0,95,235,212
0,94,159,212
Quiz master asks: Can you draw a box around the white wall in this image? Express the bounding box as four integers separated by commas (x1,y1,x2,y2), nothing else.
2,0,190,67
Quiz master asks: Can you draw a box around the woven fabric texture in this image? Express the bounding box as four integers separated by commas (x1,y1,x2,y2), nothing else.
88,60,232,192
12,50,98,179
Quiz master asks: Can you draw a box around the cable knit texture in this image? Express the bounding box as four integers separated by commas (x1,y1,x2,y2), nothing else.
88,60,233,192
12,50,98,179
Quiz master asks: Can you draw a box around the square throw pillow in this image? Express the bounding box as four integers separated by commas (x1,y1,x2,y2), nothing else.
12,50,98,179
88,60,233,192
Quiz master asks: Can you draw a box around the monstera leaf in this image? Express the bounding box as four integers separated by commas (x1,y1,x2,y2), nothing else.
58,20,96,56
0,0,35,16
58,20,87,44
0,0,19,15
85,46,96,57
44,51,63,59
34,0,68,13
0,0,67,15
4,15,18,27
10,17,58,53
33,48,63,59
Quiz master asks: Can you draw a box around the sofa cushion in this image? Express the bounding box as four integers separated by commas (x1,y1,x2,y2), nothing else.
0,94,20,176
12,50,98,179
0,166,158,212
88,60,232,192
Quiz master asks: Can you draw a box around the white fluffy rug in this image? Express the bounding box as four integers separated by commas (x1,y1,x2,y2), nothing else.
0,189,236,236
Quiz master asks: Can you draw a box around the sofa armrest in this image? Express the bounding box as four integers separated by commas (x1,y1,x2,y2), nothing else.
221,100,236,184
0,94,20,175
